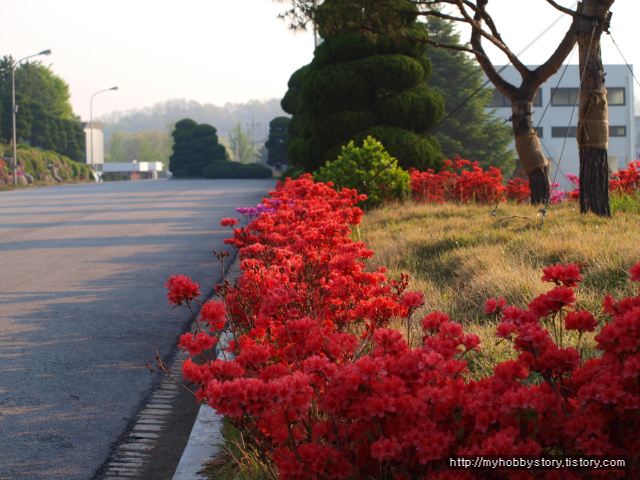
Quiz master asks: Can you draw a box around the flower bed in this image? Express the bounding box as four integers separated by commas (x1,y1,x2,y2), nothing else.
409,157,640,206
167,175,639,479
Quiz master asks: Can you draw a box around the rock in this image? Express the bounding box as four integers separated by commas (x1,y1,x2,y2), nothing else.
16,175,28,186
47,164,64,182
24,173,34,184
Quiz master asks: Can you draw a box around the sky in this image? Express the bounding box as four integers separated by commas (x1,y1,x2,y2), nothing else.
1,0,638,122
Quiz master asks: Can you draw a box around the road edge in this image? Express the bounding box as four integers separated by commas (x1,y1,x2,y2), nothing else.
172,255,242,480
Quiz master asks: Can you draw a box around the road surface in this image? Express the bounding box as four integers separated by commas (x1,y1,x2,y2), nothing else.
0,178,276,480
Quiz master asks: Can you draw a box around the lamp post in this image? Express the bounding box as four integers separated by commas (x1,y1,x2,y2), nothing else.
89,86,118,171
12,49,51,186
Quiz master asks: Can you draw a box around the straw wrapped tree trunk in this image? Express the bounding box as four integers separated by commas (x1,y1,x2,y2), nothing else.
576,0,614,216
275,0,618,212
465,0,579,205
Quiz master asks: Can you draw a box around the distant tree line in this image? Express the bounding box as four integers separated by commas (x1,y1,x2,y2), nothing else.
106,129,172,169
0,56,85,162
99,98,287,145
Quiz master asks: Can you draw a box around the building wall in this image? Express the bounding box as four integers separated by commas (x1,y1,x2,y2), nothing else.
83,123,106,171
485,65,636,190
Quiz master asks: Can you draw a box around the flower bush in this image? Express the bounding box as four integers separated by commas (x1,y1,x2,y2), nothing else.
410,159,640,206
409,157,506,204
611,160,640,195
168,175,639,479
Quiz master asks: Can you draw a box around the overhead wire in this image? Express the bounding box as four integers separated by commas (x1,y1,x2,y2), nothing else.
607,33,640,90
537,18,597,229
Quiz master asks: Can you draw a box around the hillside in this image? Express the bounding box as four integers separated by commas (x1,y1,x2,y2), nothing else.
0,143,94,188
99,98,288,143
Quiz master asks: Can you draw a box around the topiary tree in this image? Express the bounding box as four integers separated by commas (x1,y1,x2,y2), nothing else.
170,118,197,177
313,136,410,209
169,118,272,179
187,123,228,176
281,0,444,173
170,118,228,178
265,116,290,167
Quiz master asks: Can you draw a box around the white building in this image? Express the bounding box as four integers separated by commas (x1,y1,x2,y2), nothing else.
82,122,106,172
485,65,636,190
102,161,164,181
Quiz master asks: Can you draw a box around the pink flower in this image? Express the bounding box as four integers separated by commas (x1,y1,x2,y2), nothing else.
496,321,518,340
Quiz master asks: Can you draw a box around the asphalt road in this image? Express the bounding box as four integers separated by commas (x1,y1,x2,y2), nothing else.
0,178,276,480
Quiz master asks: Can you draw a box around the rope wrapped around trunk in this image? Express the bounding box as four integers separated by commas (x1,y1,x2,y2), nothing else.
514,129,549,175
577,89,609,150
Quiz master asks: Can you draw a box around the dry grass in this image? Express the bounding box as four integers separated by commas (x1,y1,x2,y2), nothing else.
362,200,640,321
361,200,640,370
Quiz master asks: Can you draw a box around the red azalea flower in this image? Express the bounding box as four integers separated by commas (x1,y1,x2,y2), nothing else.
485,297,506,316
564,309,598,332
165,274,201,306
220,217,239,227
630,262,640,282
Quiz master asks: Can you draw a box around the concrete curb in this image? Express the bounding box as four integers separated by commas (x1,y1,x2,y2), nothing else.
171,384,225,479
172,256,242,480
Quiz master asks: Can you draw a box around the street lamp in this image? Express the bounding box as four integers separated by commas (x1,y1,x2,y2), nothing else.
89,86,118,170
12,49,52,186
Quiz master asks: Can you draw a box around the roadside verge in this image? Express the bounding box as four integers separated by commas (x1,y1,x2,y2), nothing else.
172,256,242,480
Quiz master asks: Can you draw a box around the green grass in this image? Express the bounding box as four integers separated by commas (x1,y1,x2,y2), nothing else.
611,191,640,214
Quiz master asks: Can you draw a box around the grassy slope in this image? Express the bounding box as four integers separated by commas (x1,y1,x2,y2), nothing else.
359,200,640,377
0,143,94,188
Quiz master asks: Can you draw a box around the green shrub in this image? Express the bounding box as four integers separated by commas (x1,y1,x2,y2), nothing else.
313,136,410,209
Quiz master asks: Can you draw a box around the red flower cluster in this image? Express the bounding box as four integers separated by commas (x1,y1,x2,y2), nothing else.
610,160,640,195
409,157,506,204
170,177,640,479
220,217,239,227
541,263,584,287
505,174,532,204
164,274,201,306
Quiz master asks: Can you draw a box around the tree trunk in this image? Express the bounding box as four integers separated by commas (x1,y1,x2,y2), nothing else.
576,0,614,216
579,147,610,214
511,100,550,205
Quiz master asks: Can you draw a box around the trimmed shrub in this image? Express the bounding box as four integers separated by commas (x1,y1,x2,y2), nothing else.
313,136,410,208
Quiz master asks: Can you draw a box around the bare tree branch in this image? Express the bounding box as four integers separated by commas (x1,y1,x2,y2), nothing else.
544,0,578,16
456,0,529,77
532,8,580,88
